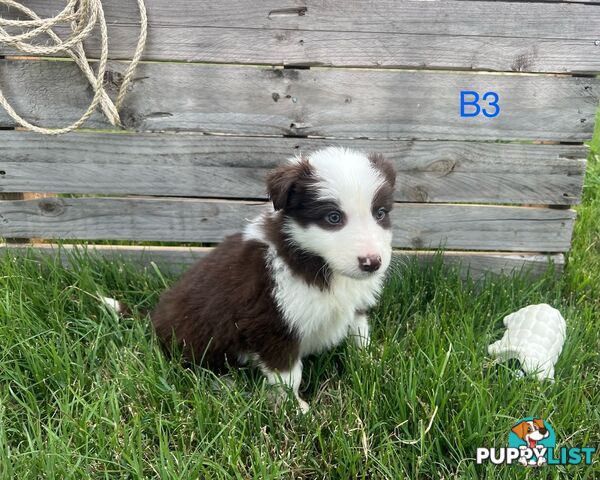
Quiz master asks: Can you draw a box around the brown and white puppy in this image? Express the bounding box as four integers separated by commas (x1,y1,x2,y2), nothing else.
106,147,396,412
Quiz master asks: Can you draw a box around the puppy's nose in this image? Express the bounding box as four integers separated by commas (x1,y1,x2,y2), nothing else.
358,255,382,272
539,427,547,435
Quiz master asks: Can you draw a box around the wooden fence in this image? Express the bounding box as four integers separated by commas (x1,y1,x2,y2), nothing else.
1,0,598,278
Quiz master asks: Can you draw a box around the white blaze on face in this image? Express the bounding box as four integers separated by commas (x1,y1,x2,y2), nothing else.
287,147,394,279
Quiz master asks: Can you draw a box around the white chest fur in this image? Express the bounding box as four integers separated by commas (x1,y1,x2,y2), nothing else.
267,249,384,357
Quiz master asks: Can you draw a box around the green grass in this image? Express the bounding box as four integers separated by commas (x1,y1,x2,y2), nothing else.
0,161,599,479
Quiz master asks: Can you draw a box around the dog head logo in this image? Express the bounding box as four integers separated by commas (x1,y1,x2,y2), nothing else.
508,417,556,466
512,418,549,449
477,417,594,466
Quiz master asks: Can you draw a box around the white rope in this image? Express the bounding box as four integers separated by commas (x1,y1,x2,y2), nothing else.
0,0,147,135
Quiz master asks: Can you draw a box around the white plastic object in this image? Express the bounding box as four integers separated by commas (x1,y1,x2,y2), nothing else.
488,304,566,381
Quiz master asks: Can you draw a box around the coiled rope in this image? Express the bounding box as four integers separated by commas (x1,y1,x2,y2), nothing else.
0,0,147,134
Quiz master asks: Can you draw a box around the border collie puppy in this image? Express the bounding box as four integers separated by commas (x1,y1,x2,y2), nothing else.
141,147,395,412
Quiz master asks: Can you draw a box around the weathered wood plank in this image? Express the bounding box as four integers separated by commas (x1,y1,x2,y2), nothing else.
0,243,564,280
4,0,597,38
0,131,587,205
0,60,597,140
0,193,55,243
0,197,576,252
0,0,600,39
2,1,599,72
3,26,597,73
406,251,564,280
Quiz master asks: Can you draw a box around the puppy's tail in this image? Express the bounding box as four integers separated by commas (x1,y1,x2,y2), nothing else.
99,296,126,314
99,295,148,318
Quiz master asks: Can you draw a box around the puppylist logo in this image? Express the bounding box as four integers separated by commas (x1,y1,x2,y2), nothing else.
477,417,595,467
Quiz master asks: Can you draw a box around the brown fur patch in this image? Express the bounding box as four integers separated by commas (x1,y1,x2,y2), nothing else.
151,234,300,372
368,152,397,188
266,158,314,211
372,186,394,229
265,213,332,290
267,157,345,230
369,153,396,229
264,158,336,289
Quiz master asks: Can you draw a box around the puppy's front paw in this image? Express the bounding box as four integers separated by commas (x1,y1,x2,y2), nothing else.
349,315,370,349
297,398,310,414
266,389,309,414
351,331,371,349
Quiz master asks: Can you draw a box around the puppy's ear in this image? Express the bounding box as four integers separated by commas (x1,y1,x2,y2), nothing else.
368,152,396,188
266,158,313,211
511,422,528,439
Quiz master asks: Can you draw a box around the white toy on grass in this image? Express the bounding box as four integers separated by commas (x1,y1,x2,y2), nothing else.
488,304,566,381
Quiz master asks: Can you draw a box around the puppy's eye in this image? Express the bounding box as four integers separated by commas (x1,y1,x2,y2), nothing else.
375,207,387,220
326,211,342,225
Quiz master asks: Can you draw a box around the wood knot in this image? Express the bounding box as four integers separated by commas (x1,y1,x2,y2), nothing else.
411,237,424,248
408,185,429,202
38,198,65,217
120,109,144,130
427,159,456,176
104,70,124,88
269,68,300,81
511,47,538,72
102,70,125,96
